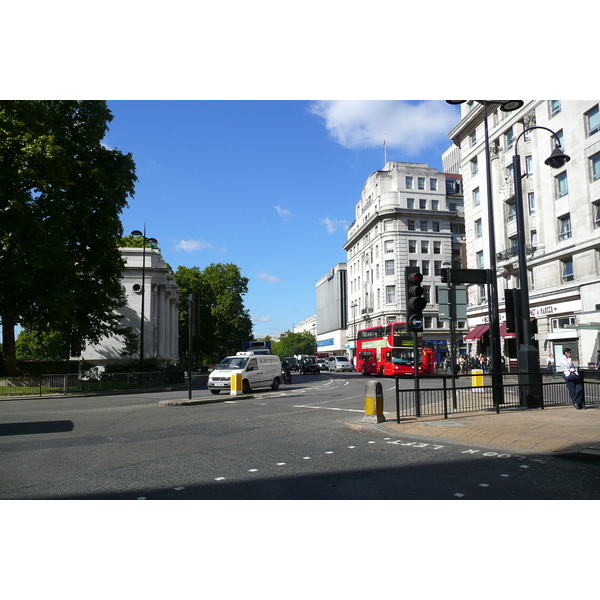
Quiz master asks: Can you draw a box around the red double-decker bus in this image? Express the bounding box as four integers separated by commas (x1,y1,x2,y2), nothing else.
356,322,434,376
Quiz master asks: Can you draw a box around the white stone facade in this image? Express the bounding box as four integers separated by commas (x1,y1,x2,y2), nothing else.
449,100,600,366
79,247,179,367
343,162,466,363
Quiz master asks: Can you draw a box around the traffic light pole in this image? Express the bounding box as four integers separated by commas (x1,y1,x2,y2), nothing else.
413,330,421,418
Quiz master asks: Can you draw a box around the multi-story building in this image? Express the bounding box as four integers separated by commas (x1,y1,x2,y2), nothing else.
343,162,466,365
315,263,348,356
448,100,600,367
79,247,180,368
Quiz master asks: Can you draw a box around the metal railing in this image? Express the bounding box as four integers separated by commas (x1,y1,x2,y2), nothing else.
0,371,185,398
394,372,599,421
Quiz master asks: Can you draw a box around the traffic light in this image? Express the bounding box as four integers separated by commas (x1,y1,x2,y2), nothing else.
405,266,426,332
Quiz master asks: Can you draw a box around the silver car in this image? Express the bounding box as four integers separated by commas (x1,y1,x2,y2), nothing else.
327,356,354,372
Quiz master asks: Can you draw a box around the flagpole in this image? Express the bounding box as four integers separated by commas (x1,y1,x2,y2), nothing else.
383,134,387,166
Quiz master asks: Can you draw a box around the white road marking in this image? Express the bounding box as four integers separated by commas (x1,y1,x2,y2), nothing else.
215,477,225,481
293,404,364,413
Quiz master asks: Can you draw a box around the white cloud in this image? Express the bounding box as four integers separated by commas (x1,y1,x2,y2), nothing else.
255,315,272,323
174,239,214,252
320,217,349,234
258,271,280,283
309,100,458,155
275,205,293,220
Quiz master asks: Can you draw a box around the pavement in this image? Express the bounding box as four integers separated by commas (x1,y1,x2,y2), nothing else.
345,404,600,460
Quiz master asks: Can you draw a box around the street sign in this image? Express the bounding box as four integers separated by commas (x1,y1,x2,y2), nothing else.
408,314,423,330
443,269,490,285
438,286,467,321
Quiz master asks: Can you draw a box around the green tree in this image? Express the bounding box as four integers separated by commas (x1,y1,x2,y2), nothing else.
174,263,254,365
271,331,317,358
0,101,137,375
15,328,70,361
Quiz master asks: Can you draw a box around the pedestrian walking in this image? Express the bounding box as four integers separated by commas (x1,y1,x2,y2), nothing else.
546,354,556,378
559,348,586,410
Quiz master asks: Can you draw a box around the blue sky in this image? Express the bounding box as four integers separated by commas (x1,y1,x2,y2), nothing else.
104,100,461,337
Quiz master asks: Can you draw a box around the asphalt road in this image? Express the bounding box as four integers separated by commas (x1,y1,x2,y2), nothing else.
1,372,599,499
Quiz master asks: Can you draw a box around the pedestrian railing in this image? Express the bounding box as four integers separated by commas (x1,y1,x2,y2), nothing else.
0,371,185,398
393,371,599,421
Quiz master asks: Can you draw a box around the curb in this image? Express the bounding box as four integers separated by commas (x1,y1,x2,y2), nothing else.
159,394,254,407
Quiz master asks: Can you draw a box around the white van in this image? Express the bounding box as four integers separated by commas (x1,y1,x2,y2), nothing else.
208,352,282,395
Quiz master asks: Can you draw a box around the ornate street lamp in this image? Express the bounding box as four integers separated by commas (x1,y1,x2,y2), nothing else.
131,226,158,372
511,126,570,406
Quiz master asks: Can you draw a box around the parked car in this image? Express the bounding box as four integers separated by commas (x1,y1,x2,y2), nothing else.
299,357,320,374
316,358,328,371
327,355,354,372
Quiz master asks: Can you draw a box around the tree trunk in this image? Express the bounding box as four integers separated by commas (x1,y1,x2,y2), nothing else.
1,314,18,376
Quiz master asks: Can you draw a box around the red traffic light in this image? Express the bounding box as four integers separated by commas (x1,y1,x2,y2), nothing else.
407,271,423,285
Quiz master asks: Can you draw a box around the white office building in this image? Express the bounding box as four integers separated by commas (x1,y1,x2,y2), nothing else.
343,162,466,365
448,100,600,367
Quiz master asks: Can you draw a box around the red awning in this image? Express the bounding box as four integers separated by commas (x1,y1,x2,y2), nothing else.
499,323,516,339
464,324,489,341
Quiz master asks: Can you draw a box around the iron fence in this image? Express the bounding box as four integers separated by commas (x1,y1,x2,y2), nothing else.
0,371,185,398
393,372,599,421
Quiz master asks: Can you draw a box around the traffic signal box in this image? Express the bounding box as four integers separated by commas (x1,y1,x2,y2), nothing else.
405,266,426,332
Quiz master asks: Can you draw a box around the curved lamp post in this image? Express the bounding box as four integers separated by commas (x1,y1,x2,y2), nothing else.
511,126,570,406
447,100,524,410
131,226,158,372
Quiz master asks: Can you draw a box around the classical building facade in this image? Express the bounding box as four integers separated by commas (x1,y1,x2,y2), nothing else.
448,100,600,367
79,247,180,368
343,162,466,364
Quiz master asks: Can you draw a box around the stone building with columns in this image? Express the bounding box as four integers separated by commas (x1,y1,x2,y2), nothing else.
78,247,180,368
448,100,600,368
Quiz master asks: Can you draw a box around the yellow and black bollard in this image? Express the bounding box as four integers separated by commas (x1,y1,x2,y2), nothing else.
230,373,243,396
363,380,385,423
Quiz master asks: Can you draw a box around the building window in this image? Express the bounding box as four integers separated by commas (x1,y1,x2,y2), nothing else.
556,129,565,152
385,260,394,276
422,260,430,276
586,105,600,137
409,240,417,253
386,285,396,304
531,230,538,247
559,214,572,240
420,221,428,232
419,199,427,210
432,221,440,232
432,200,439,211
471,157,478,175
528,192,535,215
476,251,484,269
478,284,487,304
384,219,393,231
450,223,461,234
593,201,600,228
557,172,569,198
407,198,415,209
376,264,379,279
505,127,514,149
562,258,574,282
550,100,561,117
526,155,533,177
406,176,413,189
409,259,418,267
434,261,442,276
471,131,477,147
591,153,600,182
407,219,415,231
385,240,394,253
475,218,482,238
433,241,441,254
430,178,437,191
424,316,432,329
423,285,431,303
418,177,425,190
421,240,429,253
473,187,480,206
